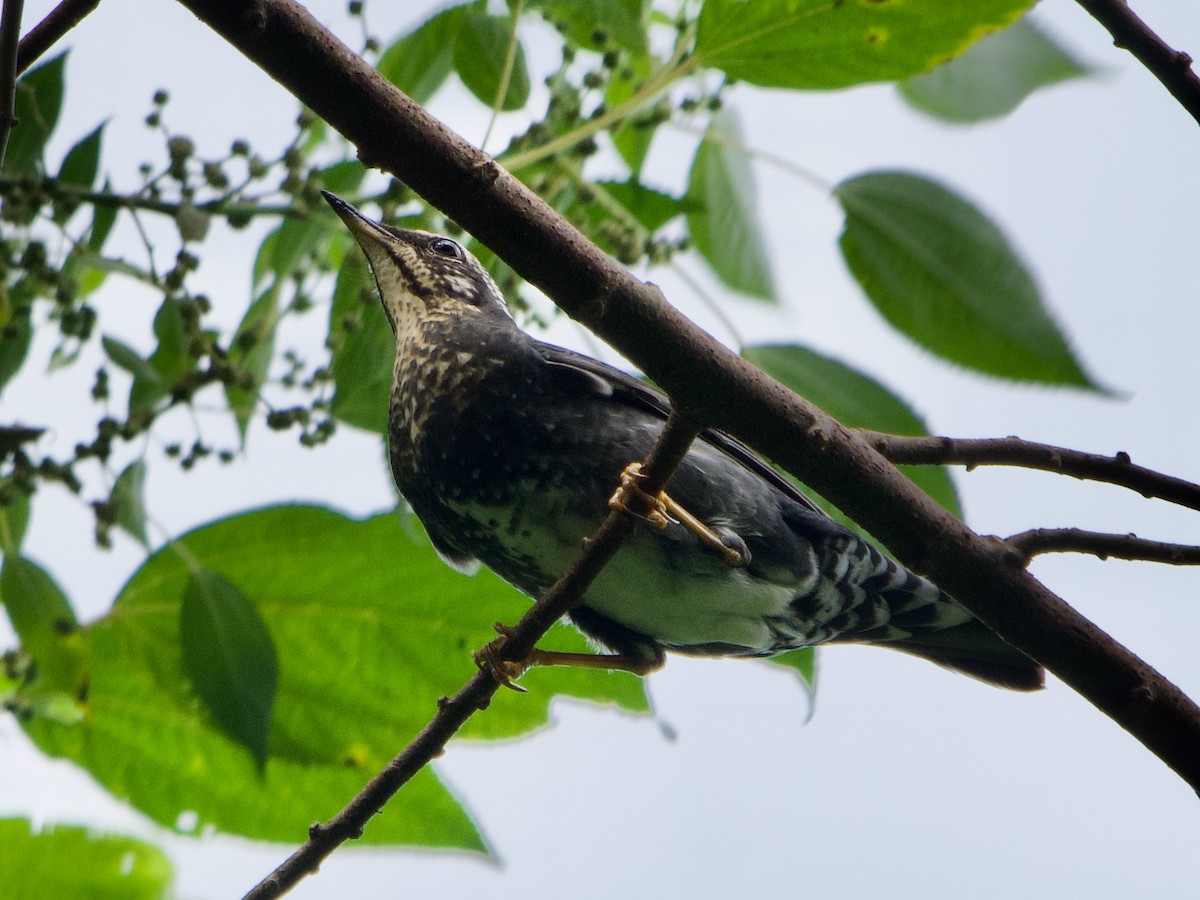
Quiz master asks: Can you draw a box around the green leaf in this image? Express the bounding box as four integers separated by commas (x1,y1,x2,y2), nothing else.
224,286,279,441
111,460,149,547
70,191,122,299
453,7,531,111
181,569,279,769
378,5,466,105
47,340,82,373
235,163,364,435
900,18,1090,123
743,343,960,516
686,111,775,301
88,185,119,252
2,555,79,659
598,180,686,232
0,819,173,900
320,158,367,195
253,156,356,289
0,297,33,397
24,506,645,847
69,251,144,281
528,0,647,53
834,171,1098,388
4,53,66,174
53,121,105,224
567,180,688,261
58,123,105,188
608,54,655,176
0,555,89,718
129,298,192,416
328,250,393,434
695,0,1034,89
766,647,816,700
0,488,30,556
102,336,161,385
252,217,325,289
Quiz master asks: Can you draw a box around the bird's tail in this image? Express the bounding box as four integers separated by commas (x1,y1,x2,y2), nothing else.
885,621,1044,691
825,537,1044,691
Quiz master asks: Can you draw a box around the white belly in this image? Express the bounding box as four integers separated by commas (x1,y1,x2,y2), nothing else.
447,496,799,652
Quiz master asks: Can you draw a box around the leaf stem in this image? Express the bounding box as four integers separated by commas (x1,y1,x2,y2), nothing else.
0,175,308,220
500,37,697,173
481,0,524,153
669,258,745,349
669,119,832,194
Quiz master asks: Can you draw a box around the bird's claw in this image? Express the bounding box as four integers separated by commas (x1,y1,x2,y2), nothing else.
472,622,529,692
608,462,675,528
608,462,747,567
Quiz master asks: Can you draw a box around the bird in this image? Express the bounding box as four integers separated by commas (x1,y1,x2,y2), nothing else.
323,191,1044,692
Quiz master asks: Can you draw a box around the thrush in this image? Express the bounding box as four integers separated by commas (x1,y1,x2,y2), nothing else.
324,192,1043,692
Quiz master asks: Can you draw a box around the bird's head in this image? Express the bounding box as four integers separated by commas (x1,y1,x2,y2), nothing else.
323,191,512,340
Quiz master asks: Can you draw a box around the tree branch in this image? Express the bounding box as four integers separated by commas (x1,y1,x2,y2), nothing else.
1007,528,1200,565
15,0,99,75
175,0,1200,802
863,432,1200,513
0,0,25,170
1075,0,1200,126
0,424,43,460
241,413,703,900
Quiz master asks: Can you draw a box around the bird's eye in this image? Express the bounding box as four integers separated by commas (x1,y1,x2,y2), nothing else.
429,237,464,260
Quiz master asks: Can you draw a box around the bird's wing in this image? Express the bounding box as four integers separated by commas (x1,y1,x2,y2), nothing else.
533,340,825,516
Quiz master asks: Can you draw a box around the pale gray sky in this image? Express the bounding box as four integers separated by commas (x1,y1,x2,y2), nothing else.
3,2,1199,898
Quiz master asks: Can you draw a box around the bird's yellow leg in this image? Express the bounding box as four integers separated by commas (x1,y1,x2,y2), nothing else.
607,461,674,528
473,623,663,692
608,462,746,567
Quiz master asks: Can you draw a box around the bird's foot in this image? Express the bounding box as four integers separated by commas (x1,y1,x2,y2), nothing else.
474,622,664,691
608,462,747,567
473,623,531,692
608,461,676,528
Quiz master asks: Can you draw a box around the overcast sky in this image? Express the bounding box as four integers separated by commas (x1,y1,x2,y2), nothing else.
3,2,1200,898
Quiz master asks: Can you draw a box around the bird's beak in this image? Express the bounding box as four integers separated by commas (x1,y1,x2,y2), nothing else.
322,190,391,247
323,190,436,338
322,190,411,298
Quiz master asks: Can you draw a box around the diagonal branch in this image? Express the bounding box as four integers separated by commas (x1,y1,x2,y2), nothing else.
16,0,100,74
1074,0,1200,127
241,412,703,900
175,0,1200,798
1007,528,1200,565
863,432,1200,513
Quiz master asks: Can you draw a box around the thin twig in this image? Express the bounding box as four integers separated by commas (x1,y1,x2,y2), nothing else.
0,424,44,459
1007,528,1200,565
0,0,26,169
0,174,307,219
862,432,1200,514
480,0,522,153
498,28,696,173
242,412,703,900
16,0,99,74
1075,0,1200,127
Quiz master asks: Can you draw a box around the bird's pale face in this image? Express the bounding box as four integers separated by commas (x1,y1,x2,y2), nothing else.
323,192,510,340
